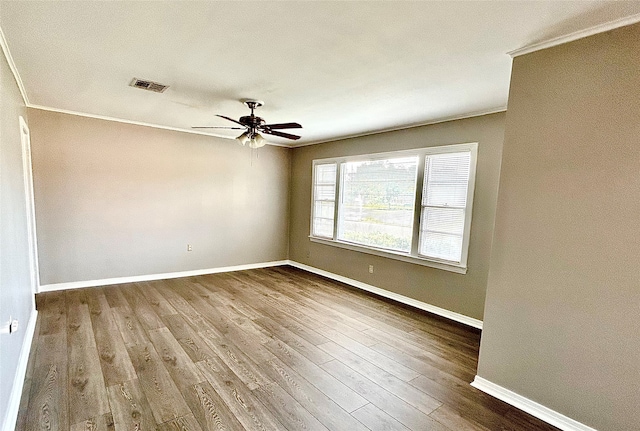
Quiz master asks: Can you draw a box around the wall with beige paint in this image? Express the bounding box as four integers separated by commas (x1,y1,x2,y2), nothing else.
289,113,505,321
0,47,34,430
477,23,640,431
28,109,290,285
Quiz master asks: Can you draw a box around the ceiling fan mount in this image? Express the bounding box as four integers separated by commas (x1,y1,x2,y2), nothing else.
193,98,302,147
238,99,266,129
242,99,263,110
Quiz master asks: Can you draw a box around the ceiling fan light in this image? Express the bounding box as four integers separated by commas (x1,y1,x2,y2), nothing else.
249,133,267,149
236,131,250,146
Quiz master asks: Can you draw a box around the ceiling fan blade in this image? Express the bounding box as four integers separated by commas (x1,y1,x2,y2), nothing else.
261,129,301,140
216,114,246,127
261,122,302,130
192,126,244,129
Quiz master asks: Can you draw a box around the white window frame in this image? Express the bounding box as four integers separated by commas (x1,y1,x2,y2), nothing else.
310,143,477,274
310,162,338,239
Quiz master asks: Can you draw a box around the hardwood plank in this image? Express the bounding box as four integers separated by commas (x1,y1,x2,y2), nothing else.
259,356,371,431
254,315,334,365
102,285,130,309
26,363,68,431
224,275,379,347
15,316,40,430
86,292,137,386
318,341,442,415
250,301,330,346
126,342,192,424
252,382,330,431
66,295,110,425
156,414,204,431
111,306,148,347
147,327,244,431
197,354,286,430
147,327,204,386
319,328,421,381
429,405,491,431
70,413,115,431
194,278,263,321
369,341,482,402
162,313,221,363
363,327,476,381
135,281,178,316
191,381,246,431
107,379,158,431
408,375,529,431
321,359,448,431
26,327,67,431
153,282,212,331
351,403,412,431
199,329,273,391
297,281,419,335
262,337,369,413
120,283,165,330
38,291,67,335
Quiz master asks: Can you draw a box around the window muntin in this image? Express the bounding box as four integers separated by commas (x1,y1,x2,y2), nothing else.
311,143,477,272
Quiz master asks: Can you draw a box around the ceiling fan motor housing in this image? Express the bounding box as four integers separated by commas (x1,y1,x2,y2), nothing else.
239,115,265,128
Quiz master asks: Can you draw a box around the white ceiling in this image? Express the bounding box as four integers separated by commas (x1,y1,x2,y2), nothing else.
2,1,640,146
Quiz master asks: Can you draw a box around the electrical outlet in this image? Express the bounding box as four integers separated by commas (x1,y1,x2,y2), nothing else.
1,316,17,335
369,265,374,274
10,319,18,334
187,244,192,252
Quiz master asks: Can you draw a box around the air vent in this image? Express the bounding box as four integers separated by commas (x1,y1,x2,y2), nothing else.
129,78,169,93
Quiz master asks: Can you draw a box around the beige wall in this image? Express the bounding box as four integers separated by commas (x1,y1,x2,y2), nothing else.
289,113,505,320
0,46,33,428
28,109,291,285
477,24,640,431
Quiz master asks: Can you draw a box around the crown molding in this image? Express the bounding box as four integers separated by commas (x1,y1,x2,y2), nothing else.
0,25,29,104
289,107,507,148
27,104,293,147
27,104,235,140
509,12,640,57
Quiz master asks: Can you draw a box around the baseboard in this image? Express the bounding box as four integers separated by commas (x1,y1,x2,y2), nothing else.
286,260,483,330
39,260,289,292
471,376,597,431
1,308,38,431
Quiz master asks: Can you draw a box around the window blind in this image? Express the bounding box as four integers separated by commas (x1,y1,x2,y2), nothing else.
312,163,337,238
419,152,471,262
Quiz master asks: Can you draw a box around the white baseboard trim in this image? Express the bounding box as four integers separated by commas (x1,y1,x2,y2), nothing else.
2,308,38,431
286,260,483,330
471,376,597,431
39,260,289,292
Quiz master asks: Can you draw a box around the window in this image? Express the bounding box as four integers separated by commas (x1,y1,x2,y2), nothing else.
311,163,337,238
311,143,477,273
419,152,471,262
338,157,418,253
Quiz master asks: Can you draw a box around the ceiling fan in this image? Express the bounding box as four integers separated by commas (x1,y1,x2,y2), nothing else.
193,99,302,148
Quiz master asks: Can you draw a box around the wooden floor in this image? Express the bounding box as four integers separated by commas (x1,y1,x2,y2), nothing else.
16,266,559,431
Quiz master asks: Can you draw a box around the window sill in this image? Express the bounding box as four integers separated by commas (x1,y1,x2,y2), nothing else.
308,236,467,274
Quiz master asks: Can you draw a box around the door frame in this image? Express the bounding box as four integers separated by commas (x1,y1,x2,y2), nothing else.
19,115,40,299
